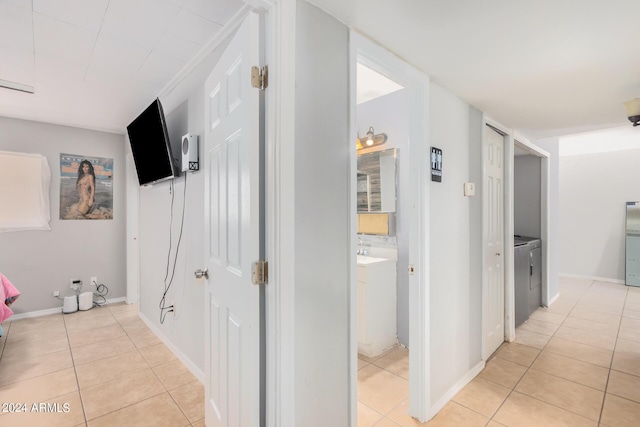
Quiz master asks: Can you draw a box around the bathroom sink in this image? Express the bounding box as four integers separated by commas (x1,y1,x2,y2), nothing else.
356,254,397,358
357,255,388,265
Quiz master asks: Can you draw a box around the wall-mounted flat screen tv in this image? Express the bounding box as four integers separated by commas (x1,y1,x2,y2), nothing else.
127,98,179,186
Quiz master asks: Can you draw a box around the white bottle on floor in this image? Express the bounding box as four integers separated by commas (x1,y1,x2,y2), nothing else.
62,295,78,313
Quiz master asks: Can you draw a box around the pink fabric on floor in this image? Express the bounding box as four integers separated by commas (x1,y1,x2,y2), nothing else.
0,273,20,322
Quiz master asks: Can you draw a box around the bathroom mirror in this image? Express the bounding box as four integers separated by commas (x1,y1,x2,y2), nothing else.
357,148,397,212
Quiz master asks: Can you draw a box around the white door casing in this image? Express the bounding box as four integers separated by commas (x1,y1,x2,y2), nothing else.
351,32,431,422
203,12,262,427
483,125,505,357
125,152,140,304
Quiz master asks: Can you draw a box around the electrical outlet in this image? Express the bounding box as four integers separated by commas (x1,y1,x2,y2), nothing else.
53,291,60,297
90,276,97,286
171,300,176,317
70,277,81,290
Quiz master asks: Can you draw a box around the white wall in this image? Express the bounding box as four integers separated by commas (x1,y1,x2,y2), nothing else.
428,83,484,404
357,89,410,345
514,154,541,238
0,116,126,313
135,35,231,375
534,137,560,301
294,1,350,424
559,147,640,281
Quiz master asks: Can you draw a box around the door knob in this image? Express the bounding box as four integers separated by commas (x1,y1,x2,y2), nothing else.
194,268,209,279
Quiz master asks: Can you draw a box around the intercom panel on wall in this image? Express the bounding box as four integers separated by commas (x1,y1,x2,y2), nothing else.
181,134,199,172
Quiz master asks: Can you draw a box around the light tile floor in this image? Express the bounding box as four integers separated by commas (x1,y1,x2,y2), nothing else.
4,280,640,426
0,302,204,427
358,278,640,426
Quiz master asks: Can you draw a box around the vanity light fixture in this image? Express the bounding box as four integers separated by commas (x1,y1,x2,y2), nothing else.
624,98,640,127
0,78,35,94
357,127,387,150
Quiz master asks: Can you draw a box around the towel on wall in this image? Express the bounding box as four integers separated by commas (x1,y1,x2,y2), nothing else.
0,273,20,323
0,151,51,232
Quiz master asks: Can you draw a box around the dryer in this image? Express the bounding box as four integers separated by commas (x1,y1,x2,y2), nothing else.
514,236,542,327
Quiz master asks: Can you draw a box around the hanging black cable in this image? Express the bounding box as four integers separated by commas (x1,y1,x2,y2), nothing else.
159,173,188,324
159,180,175,323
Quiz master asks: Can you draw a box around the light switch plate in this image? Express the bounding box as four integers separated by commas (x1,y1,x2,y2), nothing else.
464,182,475,196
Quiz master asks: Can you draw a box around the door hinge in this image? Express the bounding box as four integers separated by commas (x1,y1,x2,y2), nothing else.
252,260,268,285
251,65,268,90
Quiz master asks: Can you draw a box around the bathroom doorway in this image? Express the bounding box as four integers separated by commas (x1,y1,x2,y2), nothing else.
355,61,411,422
350,32,430,423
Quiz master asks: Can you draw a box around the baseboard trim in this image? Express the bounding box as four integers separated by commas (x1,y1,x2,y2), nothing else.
125,296,138,305
138,312,205,384
9,296,127,321
560,274,625,285
427,360,486,420
9,306,61,320
547,292,560,306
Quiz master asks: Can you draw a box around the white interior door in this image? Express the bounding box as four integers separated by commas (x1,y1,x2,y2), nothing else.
203,12,262,427
484,125,505,357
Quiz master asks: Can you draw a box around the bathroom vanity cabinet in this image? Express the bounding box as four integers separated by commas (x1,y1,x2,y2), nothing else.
357,256,397,358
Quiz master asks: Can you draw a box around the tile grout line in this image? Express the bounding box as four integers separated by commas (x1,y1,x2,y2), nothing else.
70,304,138,424
486,280,604,424
73,304,165,424
451,343,525,421
357,345,409,425
597,285,629,426
2,304,199,425
485,304,570,420
534,282,634,424
99,304,167,420
4,314,98,414
0,333,71,387
110,304,195,425
86,393,169,424
375,396,409,426
63,310,90,427
508,320,618,391
359,284,633,426
484,331,552,423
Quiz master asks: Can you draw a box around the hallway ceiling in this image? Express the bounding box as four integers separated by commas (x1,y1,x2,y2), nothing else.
0,0,244,134
1,1,639,139
310,0,640,139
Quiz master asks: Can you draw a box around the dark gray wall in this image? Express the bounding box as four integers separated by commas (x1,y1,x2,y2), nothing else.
0,116,126,313
514,154,542,238
295,1,350,424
